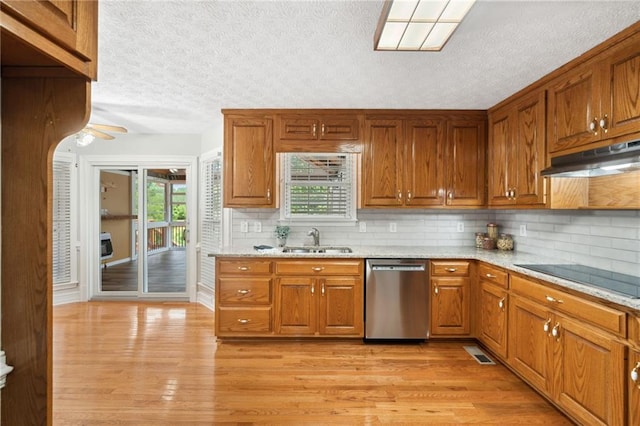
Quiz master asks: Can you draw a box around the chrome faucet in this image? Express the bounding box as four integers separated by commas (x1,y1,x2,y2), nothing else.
307,227,320,246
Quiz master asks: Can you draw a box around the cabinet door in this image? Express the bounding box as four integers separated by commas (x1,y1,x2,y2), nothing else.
630,348,640,426
445,119,486,207
554,316,625,426
318,117,360,141
513,91,547,206
277,117,318,140
223,117,274,207
508,295,552,396
405,119,445,206
547,65,602,153
275,277,316,335
362,119,404,206
601,41,640,140
487,109,512,206
430,277,470,335
478,281,508,358
318,277,363,336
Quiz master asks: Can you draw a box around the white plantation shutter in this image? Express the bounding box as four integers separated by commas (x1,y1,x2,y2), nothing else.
200,152,222,289
282,153,356,221
52,153,74,285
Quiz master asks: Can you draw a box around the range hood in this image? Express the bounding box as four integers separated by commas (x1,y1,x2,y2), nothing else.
541,140,640,177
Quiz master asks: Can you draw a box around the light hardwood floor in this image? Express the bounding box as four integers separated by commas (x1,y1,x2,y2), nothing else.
53,302,573,425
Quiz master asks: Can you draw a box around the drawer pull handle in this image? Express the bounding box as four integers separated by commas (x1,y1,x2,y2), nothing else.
237,319,251,324
237,289,251,295
485,273,496,278
545,295,564,304
311,282,315,295
445,268,457,273
631,362,640,386
551,323,561,339
434,286,439,295
238,266,250,271
543,319,551,334
321,281,325,295
498,298,505,309
311,267,324,272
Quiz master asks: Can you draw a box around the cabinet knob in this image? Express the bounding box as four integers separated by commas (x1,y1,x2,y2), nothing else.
237,289,251,295
631,362,640,386
321,123,326,136
551,323,561,339
238,266,250,271
599,114,608,133
237,318,251,324
434,286,439,295
321,281,325,295
445,268,457,273
498,297,505,309
589,117,599,134
543,318,551,333
447,191,454,200
312,123,317,137
311,282,315,295
397,191,402,201
266,188,271,202
406,191,412,203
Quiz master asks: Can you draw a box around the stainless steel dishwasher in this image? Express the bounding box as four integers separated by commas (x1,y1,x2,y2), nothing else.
365,259,430,340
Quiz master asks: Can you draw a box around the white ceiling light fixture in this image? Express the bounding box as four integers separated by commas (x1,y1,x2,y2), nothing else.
75,131,96,147
374,0,476,51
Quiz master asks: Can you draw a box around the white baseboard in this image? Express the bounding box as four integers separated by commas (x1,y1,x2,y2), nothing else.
53,287,82,306
196,282,214,311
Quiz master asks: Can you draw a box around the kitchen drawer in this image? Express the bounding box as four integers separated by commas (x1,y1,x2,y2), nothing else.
431,260,470,277
478,263,508,288
218,259,272,275
217,307,272,333
218,278,271,304
275,259,363,276
510,274,626,337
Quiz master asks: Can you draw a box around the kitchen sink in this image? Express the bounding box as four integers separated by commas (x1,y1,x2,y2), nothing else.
281,246,352,254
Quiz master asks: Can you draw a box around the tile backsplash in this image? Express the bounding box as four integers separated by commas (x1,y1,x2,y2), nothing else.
230,208,639,275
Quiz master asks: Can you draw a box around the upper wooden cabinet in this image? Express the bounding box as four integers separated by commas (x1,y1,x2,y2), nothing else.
223,114,275,207
1,0,98,79
275,113,362,152
362,113,486,208
547,30,640,155
488,90,546,207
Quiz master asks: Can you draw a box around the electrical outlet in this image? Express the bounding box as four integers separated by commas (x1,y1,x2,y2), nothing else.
457,222,464,232
359,221,367,233
253,221,262,233
519,224,527,237
389,222,397,233
240,221,248,233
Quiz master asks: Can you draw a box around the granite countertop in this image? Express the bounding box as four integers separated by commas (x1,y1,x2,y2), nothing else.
208,246,640,312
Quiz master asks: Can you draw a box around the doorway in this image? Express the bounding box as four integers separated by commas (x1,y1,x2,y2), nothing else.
92,163,194,299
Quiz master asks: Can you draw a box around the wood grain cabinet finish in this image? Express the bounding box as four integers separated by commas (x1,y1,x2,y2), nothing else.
547,31,640,155
629,348,640,426
276,114,360,145
223,115,275,207
215,258,274,336
430,261,471,336
508,275,626,425
274,259,364,337
488,90,547,207
1,0,98,79
362,115,485,208
477,264,509,358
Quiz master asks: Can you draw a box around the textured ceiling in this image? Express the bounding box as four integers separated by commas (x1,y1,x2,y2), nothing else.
90,0,640,134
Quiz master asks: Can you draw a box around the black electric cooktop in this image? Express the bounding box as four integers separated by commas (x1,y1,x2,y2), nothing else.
515,264,640,299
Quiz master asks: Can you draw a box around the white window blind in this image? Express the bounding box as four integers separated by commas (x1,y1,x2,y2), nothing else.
282,153,356,221
52,154,74,285
199,153,222,290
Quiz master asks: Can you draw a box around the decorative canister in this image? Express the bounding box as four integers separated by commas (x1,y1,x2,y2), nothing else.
497,234,514,251
475,232,487,248
487,223,498,240
482,236,496,250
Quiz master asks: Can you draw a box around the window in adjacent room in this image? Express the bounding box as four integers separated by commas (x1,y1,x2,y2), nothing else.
281,153,357,222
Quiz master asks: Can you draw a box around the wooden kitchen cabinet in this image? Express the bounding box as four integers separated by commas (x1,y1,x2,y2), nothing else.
1,0,98,79
215,258,274,336
362,114,485,208
477,264,509,358
547,30,640,155
629,348,640,425
488,90,547,207
275,112,362,152
274,259,363,337
508,274,626,425
430,260,471,336
223,114,275,207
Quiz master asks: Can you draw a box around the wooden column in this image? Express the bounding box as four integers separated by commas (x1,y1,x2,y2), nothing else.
1,68,90,426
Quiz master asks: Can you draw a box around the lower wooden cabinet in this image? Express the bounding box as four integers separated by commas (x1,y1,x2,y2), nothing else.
478,280,508,358
430,261,471,336
629,348,640,425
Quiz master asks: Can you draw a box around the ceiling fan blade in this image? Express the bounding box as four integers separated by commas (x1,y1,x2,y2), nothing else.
84,128,115,140
88,123,128,133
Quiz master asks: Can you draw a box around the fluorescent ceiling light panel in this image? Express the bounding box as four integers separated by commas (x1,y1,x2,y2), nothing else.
374,0,476,51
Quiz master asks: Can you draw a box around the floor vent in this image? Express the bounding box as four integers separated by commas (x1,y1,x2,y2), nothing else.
464,346,495,365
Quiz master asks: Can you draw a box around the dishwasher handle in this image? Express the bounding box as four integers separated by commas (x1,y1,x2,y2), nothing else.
371,264,426,272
